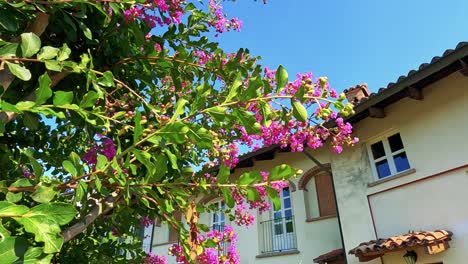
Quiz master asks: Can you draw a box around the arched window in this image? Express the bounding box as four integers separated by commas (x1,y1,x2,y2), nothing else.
299,165,337,221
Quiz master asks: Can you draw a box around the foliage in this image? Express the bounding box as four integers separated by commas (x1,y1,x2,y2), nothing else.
0,0,357,263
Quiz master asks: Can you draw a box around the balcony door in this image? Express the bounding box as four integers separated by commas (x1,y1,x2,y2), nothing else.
271,187,295,251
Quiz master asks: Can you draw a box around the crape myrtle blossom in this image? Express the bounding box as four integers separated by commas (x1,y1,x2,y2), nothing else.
144,252,168,264
167,225,240,264
82,136,117,168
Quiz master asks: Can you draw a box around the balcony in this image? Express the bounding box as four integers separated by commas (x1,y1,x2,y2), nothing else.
259,216,298,254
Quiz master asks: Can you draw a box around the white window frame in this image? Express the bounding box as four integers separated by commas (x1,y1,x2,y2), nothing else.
367,131,411,180
210,200,226,230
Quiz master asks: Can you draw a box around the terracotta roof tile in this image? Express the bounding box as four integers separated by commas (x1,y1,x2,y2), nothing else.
349,230,453,258
313,248,344,263
350,41,468,106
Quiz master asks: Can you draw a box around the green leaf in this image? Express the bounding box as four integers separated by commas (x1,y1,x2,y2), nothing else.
221,189,234,208
15,101,35,111
53,91,73,106
6,179,32,203
23,149,43,180
259,101,272,126
265,186,281,211
133,150,154,175
216,165,230,184
0,237,20,263
158,122,189,144
169,98,188,123
163,149,178,170
0,202,29,217
80,91,98,108
62,160,77,177
187,125,213,149
23,113,39,131
97,71,115,87
0,221,10,239
35,73,52,105
225,72,242,102
269,164,296,181
15,217,63,253
5,62,31,81
57,44,71,61
147,154,167,183
78,21,92,40
19,247,48,264
0,43,18,58
37,46,59,60
233,109,261,134
246,187,260,202
31,184,57,203
74,181,87,204
20,32,41,58
96,154,108,170
291,100,308,122
206,106,228,123
134,111,142,143
0,101,20,113
44,60,62,72
238,171,262,185
275,65,288,89
0,8,19,32
24,203,77,226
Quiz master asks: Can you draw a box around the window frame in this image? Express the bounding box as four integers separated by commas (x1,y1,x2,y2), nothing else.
367,131,411,180
210,200,226,231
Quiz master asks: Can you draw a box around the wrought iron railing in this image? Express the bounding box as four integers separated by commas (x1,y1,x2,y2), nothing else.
259,216,297,254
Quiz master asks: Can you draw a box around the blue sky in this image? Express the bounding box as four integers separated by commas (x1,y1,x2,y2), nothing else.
215,0,468,93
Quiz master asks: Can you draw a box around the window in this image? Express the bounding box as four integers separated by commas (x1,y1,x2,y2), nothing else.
302,171,337,220
368,132,411,179
211,201,226,232
259,187,297,254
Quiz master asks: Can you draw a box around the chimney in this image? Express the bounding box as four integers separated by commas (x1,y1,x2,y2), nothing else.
344,83,369,105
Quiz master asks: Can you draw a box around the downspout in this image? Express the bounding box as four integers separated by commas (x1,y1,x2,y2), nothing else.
303,150,348,264
149,223,156,252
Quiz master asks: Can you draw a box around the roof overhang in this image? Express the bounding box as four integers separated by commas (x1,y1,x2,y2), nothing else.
348,230,453,262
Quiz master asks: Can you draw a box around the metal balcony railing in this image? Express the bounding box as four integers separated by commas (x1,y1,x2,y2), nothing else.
259,216,297,254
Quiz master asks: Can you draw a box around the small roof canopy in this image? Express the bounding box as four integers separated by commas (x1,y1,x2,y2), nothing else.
348,230,453,262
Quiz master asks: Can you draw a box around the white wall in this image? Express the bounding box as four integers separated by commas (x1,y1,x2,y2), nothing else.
333,72,468,264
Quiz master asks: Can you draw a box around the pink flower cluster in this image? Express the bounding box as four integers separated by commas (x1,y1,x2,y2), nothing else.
167,226,240,264
168,244,187,263
234,72,359,154
229,171,288,227
208,0,243,34
123,0,184,27
144,252,167,264
82,137,116,167
140,216,155,227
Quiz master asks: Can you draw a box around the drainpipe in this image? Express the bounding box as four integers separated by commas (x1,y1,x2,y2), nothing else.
149,223,156,252
302,150,348,264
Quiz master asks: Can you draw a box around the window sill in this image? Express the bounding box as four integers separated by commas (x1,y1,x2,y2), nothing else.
306,215,336,222
256,250,300,258
367,168,416,187
153,240,178,247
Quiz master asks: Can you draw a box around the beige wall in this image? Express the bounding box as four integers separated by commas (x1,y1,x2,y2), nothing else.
333,72,468,264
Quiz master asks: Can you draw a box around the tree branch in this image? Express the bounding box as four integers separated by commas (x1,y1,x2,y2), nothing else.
61,192,122,243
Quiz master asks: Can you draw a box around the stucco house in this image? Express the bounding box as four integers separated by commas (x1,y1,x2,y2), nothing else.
143,41,468,264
